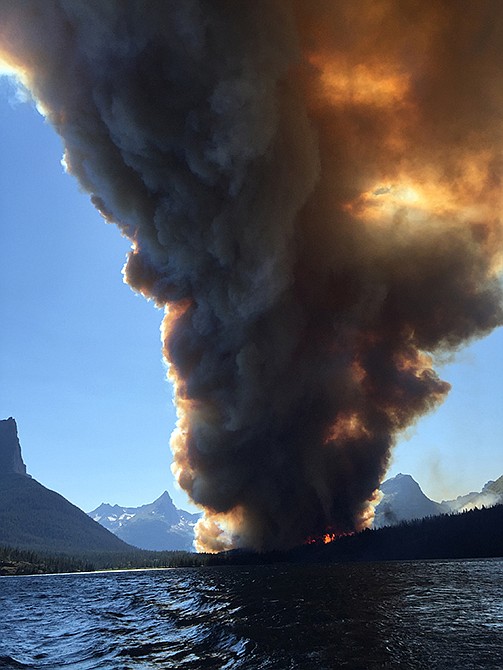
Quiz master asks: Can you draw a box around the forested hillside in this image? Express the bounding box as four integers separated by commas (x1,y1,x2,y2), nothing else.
211,504,503,565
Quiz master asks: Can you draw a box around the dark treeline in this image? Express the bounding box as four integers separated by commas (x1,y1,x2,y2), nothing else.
2,504,502,575
210,504,503,566
0,545,210,576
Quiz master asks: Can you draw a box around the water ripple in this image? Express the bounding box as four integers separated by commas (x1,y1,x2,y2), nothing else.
0,560,501,669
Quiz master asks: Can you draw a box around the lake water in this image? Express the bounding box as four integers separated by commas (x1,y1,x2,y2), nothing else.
0,560,501,669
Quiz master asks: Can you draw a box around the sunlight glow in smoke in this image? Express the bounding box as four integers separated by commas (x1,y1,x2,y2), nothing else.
0,57,17,77
310,53,411,108
2,1,503,552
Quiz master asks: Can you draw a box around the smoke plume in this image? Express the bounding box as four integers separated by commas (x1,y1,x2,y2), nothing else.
1,1,502,551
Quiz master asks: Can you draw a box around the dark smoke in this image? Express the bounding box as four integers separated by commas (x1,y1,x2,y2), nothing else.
1,1,502,551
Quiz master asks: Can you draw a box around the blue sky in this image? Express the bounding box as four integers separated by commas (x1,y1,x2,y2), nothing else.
1,76,502,514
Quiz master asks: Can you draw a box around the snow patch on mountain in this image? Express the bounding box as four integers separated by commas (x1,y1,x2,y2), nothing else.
88,491,201,551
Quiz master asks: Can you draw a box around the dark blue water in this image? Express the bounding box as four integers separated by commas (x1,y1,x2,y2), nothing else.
0,560,501,669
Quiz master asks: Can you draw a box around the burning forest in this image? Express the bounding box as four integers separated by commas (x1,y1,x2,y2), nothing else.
1,1,503,551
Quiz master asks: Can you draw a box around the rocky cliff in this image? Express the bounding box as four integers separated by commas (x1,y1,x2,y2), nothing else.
0,418,133,553
0,418,27,476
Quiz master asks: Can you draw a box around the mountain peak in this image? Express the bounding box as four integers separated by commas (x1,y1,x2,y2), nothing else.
380,473,421,494
150,490,177,516
0,418,28,477
374,473,444,528
155,490,175,505
88,490,201,551
0,419,132,553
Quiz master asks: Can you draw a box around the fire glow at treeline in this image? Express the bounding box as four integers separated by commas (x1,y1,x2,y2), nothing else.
1,1,503,551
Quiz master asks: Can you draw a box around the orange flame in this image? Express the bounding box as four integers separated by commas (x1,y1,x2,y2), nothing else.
305,530,355,545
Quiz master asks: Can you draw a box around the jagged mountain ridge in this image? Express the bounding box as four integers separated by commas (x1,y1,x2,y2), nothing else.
88,491,201,551
0,418,133,553
373,472,503,528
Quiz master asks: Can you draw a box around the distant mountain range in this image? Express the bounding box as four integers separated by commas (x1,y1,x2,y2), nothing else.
0,418,132,554
92,471,503,549
2,416,501,554
88,493,201,551
373,472,503,528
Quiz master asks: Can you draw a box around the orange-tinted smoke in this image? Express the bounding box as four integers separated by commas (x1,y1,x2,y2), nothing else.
1,1,502,551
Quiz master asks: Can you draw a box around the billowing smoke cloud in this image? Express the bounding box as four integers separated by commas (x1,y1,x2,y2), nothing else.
1,1,502,551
